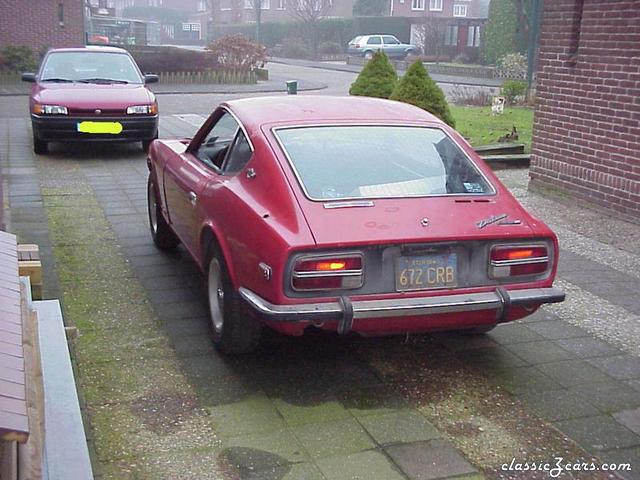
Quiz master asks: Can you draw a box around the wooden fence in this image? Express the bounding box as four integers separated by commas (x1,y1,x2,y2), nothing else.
0,70,258,86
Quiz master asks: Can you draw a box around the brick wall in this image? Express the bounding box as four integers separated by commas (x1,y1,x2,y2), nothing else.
0,0,85,54
529,0,640,223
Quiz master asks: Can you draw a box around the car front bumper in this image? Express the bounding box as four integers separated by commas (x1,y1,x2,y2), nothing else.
31,114,158,142
239,286,565,326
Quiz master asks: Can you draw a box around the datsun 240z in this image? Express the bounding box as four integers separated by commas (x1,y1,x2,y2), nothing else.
146,96,565,354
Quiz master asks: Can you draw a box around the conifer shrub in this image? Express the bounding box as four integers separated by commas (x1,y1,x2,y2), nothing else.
390,59,455,128
349,51,397,98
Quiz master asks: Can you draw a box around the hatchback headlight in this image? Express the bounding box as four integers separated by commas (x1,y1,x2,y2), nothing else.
33,104,68,115
127,104,158,115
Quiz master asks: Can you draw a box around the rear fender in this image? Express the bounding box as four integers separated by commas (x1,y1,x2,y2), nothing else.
199,223,238,287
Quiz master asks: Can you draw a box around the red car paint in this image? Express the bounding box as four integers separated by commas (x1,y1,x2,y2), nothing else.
148,96,564,348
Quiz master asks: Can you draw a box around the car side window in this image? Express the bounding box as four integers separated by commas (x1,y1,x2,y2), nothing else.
222,130,252,175
196,112,239,170
367,36,382,45
383,36,399,45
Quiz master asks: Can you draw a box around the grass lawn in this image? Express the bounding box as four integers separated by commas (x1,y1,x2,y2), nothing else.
450,106,534,152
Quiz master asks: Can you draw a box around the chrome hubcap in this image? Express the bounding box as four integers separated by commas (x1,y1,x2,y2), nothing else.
208,258,224,333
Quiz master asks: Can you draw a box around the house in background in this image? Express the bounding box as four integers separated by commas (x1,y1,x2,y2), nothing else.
392,0,486,61
530,0,640,223
0,0,85,53
212,0,356,26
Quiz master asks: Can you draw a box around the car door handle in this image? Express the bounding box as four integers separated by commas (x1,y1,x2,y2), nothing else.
188,191,197,206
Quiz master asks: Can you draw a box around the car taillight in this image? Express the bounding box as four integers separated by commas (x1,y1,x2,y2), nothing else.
292,255,363,291
354,44,360,48
489,245,549,278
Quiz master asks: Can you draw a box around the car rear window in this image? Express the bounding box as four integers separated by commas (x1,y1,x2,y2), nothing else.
40,51,143,84
274,125,494,201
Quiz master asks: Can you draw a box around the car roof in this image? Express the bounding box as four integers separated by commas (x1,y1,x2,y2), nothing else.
46,46,130,55
223,96,443,131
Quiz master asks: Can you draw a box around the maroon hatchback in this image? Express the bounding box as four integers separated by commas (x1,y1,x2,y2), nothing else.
22,46,159,154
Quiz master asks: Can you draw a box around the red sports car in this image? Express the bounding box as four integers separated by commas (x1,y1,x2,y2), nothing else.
146,96,564,354
22,46,159,154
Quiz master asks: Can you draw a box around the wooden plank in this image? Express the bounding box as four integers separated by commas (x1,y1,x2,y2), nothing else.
16,246,39,262
474,143,525,155
1,440,18,480
19,280,43,480
17,261,41,285
0,232,29,447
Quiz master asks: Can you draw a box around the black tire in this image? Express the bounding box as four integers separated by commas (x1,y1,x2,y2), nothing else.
33,132,48,155
364,51,374,60
142,132,158,153
147,175,179,250
457,324,497,335
206,245,261,354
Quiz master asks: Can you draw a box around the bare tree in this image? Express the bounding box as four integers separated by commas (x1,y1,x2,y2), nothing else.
244,0,265,44
286,0,333,57
416,17,445,62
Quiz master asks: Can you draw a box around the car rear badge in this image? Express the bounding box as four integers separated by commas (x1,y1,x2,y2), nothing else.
95,109,101,114
421,218,429,227
477,213,508,229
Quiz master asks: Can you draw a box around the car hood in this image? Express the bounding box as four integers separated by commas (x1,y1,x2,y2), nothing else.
298,195,538,246
32,82,153,109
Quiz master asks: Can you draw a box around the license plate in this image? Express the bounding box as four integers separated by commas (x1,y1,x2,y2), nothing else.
77,121,123,134
396,253,457,291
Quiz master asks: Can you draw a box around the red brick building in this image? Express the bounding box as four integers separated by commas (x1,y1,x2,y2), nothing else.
0,0,85,53
530,0,640,223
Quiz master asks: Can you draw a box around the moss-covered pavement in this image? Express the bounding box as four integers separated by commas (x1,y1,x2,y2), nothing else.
2,113,639,480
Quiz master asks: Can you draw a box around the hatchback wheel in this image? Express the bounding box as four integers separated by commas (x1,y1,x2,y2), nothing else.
364,51,374,60
206,246,261,354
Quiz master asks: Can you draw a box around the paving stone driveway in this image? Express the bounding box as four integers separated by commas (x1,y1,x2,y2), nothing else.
2,112,640,480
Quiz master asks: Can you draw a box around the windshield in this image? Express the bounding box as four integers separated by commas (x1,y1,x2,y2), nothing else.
275,125,494,201
40,51,143,84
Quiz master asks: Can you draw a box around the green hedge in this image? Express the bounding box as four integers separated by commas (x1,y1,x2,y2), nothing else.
209,16,410,49
481,0,520,65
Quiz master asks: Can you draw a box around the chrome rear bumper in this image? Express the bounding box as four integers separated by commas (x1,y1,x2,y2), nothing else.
238,286,565,324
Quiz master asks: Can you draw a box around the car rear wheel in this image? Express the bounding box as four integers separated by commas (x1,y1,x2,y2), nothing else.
206,246,261,354
33,132,48,155
364,51,374,60
147,175,179,250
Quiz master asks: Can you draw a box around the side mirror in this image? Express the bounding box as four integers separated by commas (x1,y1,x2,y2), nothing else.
144,74,159,84
21,73,36,83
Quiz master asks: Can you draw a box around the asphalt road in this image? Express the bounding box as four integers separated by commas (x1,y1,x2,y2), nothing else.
2,60,639,480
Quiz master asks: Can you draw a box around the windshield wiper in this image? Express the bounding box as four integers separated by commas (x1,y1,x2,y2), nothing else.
77,78,129,84
40,77,74,83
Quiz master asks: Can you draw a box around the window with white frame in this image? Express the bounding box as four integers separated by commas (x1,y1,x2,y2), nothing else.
453,4,467,16
220,0,232,10
429,0,442,11
467,25,480,46
262,0,270,9
444,25,458,46
412,0,425,10
277,0,285,9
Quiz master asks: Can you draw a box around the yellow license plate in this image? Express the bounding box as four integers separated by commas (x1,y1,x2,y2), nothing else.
77,121,123,134
396,253,457,291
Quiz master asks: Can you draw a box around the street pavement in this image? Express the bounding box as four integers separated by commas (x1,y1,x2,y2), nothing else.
1,72,639,479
